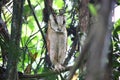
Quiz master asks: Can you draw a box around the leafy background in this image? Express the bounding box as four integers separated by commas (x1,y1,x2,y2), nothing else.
0,0,120,80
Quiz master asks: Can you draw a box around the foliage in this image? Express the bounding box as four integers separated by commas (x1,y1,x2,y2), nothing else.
88,3,97,16
112,19,120,80
0,0,120,80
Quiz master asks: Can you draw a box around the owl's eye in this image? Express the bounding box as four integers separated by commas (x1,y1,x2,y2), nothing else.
63,20,65,24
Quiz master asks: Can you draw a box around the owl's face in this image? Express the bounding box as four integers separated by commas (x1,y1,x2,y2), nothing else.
49,14,66,33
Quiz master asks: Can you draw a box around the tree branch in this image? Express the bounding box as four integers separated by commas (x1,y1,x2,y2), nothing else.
20,66,72,79
27,0,46,44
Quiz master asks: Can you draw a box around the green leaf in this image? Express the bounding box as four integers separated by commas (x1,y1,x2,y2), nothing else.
53,0,64,9
88,3,97,16
28,17,35,31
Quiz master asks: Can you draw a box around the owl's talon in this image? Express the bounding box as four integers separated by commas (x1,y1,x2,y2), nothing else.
54,64,65,72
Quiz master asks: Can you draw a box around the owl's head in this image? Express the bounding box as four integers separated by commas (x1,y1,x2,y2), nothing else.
49,14,66,33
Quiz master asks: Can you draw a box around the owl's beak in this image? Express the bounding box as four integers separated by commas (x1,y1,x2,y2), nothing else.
58,25,62,31
57,28,61,31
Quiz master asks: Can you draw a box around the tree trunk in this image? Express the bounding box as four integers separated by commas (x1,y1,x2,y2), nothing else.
6,0,24,80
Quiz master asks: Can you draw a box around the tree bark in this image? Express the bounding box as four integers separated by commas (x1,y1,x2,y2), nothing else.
86,0,113,80
6,0,24,80
67,0,113,80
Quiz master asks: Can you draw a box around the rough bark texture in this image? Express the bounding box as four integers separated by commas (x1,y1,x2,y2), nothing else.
67,0,113,80
86,0,113,80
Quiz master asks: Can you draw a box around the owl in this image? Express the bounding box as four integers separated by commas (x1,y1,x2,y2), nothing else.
46,14,67,71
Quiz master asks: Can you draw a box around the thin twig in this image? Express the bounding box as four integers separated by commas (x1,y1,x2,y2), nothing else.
27,0,46,44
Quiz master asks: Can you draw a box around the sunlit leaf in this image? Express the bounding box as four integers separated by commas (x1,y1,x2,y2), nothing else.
53,0,64,9
88,3,97,16
28,17,35,31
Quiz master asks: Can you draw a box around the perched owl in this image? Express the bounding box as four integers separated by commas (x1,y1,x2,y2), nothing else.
47,14,67,71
